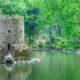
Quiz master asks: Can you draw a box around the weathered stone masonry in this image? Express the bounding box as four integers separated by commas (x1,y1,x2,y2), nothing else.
0,15,25,53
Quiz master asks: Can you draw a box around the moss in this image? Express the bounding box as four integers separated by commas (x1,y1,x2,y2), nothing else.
13,44,31,60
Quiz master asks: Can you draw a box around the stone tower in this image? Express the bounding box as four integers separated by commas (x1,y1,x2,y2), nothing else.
0,15,25,54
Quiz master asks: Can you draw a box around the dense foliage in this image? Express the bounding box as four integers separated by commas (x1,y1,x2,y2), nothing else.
0,0,80,49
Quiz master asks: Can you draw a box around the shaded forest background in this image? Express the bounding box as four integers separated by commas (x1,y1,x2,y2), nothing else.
0,0,80,50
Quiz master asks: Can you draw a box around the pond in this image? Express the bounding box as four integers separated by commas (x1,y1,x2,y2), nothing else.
0,51,80,80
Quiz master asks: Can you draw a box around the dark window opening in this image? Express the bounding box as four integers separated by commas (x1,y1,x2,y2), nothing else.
20,31,22,33
8,30,11,33
7,44,10,51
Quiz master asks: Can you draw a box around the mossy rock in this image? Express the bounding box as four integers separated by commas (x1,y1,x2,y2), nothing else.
13,44,31,60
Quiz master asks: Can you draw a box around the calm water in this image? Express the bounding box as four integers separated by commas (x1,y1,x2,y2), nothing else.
0,51,80,80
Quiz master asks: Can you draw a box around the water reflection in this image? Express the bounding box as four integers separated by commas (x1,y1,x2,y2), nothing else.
0,51,80,80
0,64,32,80
30,51,80,80
4,64,14,71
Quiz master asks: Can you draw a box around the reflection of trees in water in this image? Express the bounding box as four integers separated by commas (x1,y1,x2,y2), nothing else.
0,64,32,80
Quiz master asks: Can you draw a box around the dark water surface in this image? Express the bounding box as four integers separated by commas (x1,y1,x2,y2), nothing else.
0,51,80,80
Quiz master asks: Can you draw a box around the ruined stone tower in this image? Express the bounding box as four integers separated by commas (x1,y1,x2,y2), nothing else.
0,15,25,53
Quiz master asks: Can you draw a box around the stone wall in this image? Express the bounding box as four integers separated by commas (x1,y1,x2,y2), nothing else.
0,15,25,53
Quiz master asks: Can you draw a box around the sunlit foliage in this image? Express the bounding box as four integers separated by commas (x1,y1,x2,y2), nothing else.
0,0,80,49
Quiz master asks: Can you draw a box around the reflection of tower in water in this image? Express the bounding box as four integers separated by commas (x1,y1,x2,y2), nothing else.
0,64,32,80
7,71,12,80
4,64,13,80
